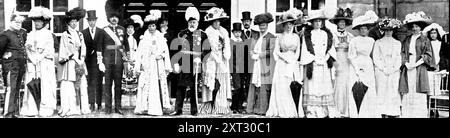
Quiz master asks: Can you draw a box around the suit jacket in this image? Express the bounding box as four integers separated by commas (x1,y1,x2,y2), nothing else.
241,29,259,40
0,29,27,61
81,27,105,64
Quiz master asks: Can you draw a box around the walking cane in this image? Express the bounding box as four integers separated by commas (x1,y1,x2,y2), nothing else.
194,61,201,109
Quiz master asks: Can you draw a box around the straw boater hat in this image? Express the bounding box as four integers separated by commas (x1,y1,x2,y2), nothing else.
352,10,379,30
329,8,353,25
64,7,86,24
378,17,402,30
29,6,53,22
204,7,229,22
277,8,303,25
144,10,162,25
307,10,328,22
422,23,446,38
254,13,274,25
185,7,200,22
403,11,432,29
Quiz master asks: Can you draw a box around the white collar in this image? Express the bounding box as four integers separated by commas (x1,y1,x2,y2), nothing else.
68,27,77,33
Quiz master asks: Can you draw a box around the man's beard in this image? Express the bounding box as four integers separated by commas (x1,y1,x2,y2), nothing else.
188,26,197,32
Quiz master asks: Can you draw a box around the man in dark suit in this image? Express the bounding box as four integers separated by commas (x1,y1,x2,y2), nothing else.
241,11,259,40
81,10,106,112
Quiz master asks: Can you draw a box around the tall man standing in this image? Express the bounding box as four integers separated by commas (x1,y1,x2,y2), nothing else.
101,12,129,114
0,14,27,118
81,10,106,112
241,11,259,40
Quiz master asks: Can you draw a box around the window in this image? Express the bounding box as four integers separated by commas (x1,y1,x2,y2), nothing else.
15,0,68,34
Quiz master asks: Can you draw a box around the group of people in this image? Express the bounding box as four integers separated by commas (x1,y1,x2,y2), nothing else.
0,5,448,118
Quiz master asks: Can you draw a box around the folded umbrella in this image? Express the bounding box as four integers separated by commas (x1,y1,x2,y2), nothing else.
26,78,41,110
352,81,368,114
290,75,302,112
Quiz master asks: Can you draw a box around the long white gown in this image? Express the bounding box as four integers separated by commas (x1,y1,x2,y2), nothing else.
266,33,304,118
134,30,171,115
333,30,353,117
347,36,380,118
373,36,402,116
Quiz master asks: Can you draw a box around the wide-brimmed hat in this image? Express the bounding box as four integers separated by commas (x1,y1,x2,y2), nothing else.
185,7,200,22
403,11,432,29
307,10,328,22
329,8,353,25
123,18,139,28
241,11,252,21
144,10,162,25
352,10,378,30
254,12,274,25
277,8,303,25
232,22,243,32
29,6,53,22
204,7,229,22
86,10,97,20
422,23,446,38
378,17,402,30
64,7,86,23
130,14,144,28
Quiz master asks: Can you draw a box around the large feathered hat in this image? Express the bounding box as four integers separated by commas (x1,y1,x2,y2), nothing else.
352,10,378,30
144,10,162,26
329,8,353,25
29,6,53,22
307,10,328,22
422,23,446,38
123,18,139,28
254,12,274,25
277,8,303,25
403,11,432,29
185,7,200,22
378,17,402,30
130,14,144,28
64,7,86,24
204,7,229,22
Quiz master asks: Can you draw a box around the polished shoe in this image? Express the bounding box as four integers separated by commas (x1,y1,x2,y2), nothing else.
105,108,112,114
90,104,95,111
97,105,103,111
170,111,182,116
114,108,124,115
4,114,18,118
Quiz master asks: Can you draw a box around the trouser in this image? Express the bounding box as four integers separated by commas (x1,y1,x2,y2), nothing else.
174,85,197,114
104,64,124,110
86,60,103,106
231,73,251,111
1,58,26,116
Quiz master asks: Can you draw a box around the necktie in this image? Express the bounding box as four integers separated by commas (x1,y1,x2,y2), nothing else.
91,28,94,34
246,30,251,38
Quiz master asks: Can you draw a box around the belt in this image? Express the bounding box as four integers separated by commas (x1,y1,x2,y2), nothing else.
336,47,349,52
106,45,123,50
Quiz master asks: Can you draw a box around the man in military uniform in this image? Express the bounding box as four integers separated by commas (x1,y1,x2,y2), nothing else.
100,12,129,114
170,7,210,116
0,14,27,118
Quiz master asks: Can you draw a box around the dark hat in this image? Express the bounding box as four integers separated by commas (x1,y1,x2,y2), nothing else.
64,7,86,24
241,11,252,21
123,18,139,28
107,12,121,20
254,13,274,25
329,8,353,25
86,10,97,20
232,23,243,32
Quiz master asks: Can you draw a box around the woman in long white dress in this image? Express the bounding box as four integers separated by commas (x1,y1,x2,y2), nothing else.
373,18,403,118
200,7,232,115
299,10,339,118
347,11,380,118
329,8,354,118
266,8,304,118
134,10,172,116
400,12,436,118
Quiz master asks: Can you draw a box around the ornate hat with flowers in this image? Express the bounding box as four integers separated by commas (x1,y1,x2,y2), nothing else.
307,10,328,22
329,8,353,25
254,12,274,25
64,7,86,24
29,6,53,22
144,10,162,25
277,8,303,25
403,11,432,29
130,14,144,28
204,7,229,22
378,17,402,30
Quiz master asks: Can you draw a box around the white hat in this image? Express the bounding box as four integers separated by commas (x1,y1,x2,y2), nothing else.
130,14,144,28
307,10,328,22
403,11,432,28
276,8,303,25
204,7,229,22
352,10,378,29
29,6,53,21
185,7,200,21
422,23,446,38
144,10,161,23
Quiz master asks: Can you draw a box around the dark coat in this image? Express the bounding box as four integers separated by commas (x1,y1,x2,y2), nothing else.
0,29,27,61
101,25,129,65
81,27,105,64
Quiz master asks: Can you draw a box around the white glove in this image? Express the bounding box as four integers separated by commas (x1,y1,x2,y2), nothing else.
194,57,202,64
173,63,181,74
405,62,416,70
98,62,106,72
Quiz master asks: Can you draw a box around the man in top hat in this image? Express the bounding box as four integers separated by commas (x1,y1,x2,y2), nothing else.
230,22,249,114
81,10,106,112
100,12,130,114
170,7,209,116
0,14,27,118
241,11,259,40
